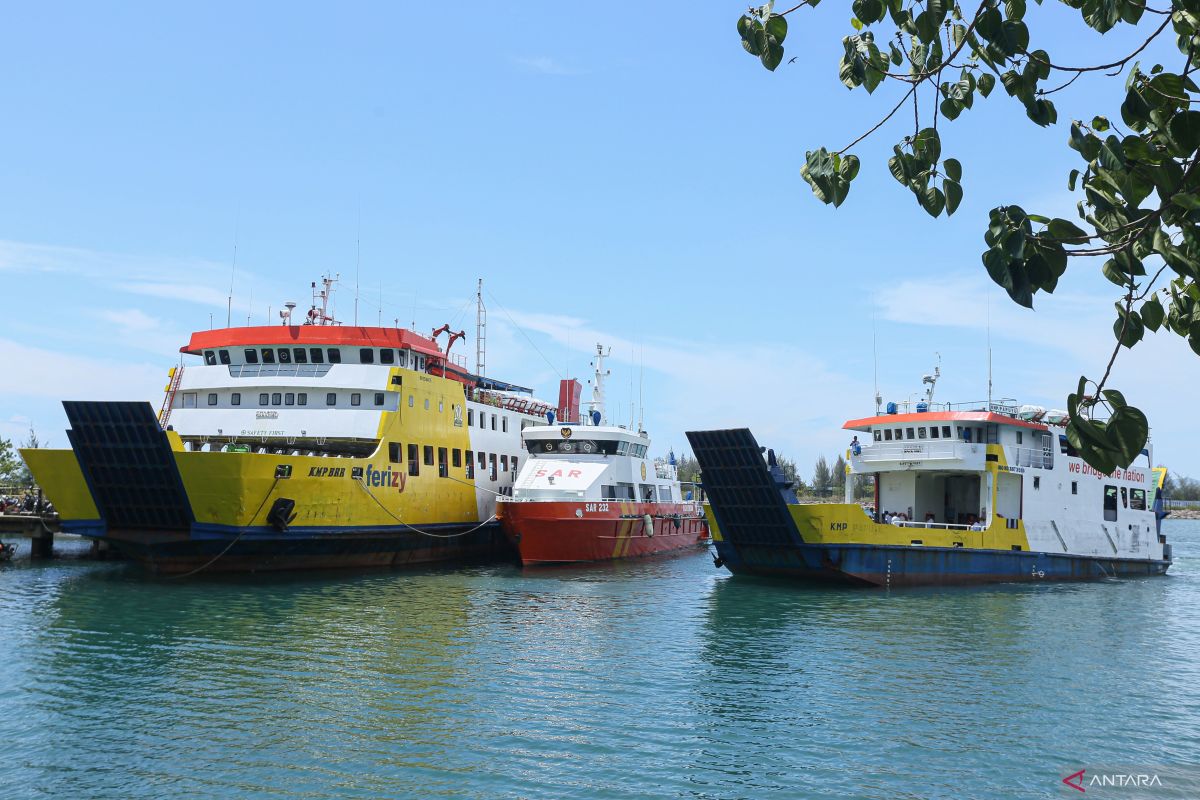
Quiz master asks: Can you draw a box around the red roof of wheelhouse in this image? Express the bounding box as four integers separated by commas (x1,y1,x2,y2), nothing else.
181,325,446,358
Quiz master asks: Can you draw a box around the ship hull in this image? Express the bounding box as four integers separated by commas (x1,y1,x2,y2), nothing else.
497,501,708,565
63,520,509,575
714,540,1171,588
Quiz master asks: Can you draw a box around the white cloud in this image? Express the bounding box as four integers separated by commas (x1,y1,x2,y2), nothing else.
0,338,165,404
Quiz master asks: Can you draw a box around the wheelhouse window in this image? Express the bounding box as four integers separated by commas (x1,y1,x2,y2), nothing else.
231,392,241,406
261,348,276,364
942,425,951,438
219,349,231,365
873,430,882,442
380,349,395,365
327,348,342,363
918,427,927,439
207,393,218,406
930,426,939,439
259,393,269,406
906,428,915,440
884,429,893,441
351,393,361,406
271,392,282,406
181,393,197,408
1072,481,1078,495
278,348,291,364
293,347,307,364
245,349,259,364
310,348,324,364
204,350,217,365
326,392,337,406
359,348,374,364
374,393,385,406
284,393,295,406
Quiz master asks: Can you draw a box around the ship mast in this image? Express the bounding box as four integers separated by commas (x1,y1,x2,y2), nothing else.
587,343,611,425
476,278,486,378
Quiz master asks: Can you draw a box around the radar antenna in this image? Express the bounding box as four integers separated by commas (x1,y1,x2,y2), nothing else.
586,343,612,425
922,353,942,404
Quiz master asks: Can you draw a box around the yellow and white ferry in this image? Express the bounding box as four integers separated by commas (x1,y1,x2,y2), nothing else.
688,380,1173,587
22,278,562,573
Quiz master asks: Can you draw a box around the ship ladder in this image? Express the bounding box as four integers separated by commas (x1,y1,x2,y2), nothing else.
158,366,184,429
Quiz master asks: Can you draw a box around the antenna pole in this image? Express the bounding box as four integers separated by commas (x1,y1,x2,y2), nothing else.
354,211,360,326
987,295,993,408
226,229,238,328
872,313,881,414
475,278,486,377
638,346,644,433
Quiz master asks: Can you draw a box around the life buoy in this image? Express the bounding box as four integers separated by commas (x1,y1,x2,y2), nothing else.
643,513,654,537
672,514,681,530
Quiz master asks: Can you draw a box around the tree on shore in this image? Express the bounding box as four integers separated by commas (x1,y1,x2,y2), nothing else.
0,437,22,485
734,0,1200,473
812,455,834,495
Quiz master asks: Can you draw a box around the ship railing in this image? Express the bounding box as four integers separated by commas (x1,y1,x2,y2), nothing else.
473,389,555,418
1011,446,1053,469
227,363,334,379
887,399,1021,417
891,520,975,531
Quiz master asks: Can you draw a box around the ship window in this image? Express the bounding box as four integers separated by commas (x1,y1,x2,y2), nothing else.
424,446,434,466
512,457,518,473
1016,431,1023,445
439,400,444,413
409,395,414,407
480,413,486,429
284,393,295,406
465,450,474,478
438,448,448,477
489,453,497,480
298,393,307,406
417,355,426,371
326,392,336,406
231,392,241,406
1121,486,1128,508
204,350,217,365
502,416,508,433
918,427,927,439
380,349,395,364
245,349,259,364
491,415,497,431
930,426,940,439
1072,481,1078,495
906,428,915,439
261,348,276,364
452,449,462,468
375,393,385,406
351,393,362,406
942,426,951,438
1033,476,1040,490
271,392,282,406
1131,488,1146,510
884,429,893,441
408,444,419,476
501,455,508,472
397,350,408,367
389,442,402,463
478,452,486,470
293,347,307,364
310,348,324,364
1103,485,1118,521
359,348,374,364
873,430,882,442
424,398,430,410
468,409,474,426
207,393,218,406
328,348,342,363
219,349,231,365
259,393,269,406
278,348,291,364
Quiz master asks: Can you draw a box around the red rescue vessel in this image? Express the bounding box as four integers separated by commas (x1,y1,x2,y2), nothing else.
497,344,708,564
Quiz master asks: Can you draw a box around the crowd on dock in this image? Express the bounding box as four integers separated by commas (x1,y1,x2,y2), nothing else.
0,492,51,515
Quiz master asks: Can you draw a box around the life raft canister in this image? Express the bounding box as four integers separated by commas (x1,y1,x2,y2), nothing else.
643,513,654,537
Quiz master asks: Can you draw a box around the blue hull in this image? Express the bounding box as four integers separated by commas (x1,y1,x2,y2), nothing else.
713,539,1171,587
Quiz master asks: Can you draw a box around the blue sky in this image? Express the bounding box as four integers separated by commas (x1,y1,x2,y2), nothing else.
3,3,1197,476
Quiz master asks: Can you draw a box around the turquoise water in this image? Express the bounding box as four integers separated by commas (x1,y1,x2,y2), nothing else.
1,521,1198,800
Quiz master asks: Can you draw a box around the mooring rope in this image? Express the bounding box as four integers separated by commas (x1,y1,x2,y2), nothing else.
168,477,281,579
353,478,497,538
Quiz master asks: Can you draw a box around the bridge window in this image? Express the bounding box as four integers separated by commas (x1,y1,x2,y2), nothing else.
297,393,307,406
930,426,939,439
884,429,893,441
271,392,282,406
906,428,915,439
351,393,362,406
326,392,336,406
424,446,434,466
327,348,342,363
375,393,385,406
219,350,231,365
309,348,324,364
1103,485,1118,521
408,444,419,476
942,425,951,438
278,348,291,364
259,393,269,406
918,427,927,439
873,430,882,441
438,448,448,477
465,450,474,478
293,347,307,364
261,348,276,364
181,393,197,408
204,350,217,365
1131,488,1146,510
359,348,374,364
245,349,259,364
284,393,295,406
208,393,218,406
389,442,402,463
380,349,395,365
397,350,408,367
231,392,241,406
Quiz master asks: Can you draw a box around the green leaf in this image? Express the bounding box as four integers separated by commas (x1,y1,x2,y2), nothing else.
889,41,904,65
851,16,864,30
1168,110,1200,154
943,157,962,182
1141,295,1165,331
839,153,861,180
761,38,784,71
921,185,946,217
1113,305,1145,348
940,97,963,120
1101,389,1128,410
1068,169,1081,191
1091,115,1110,132
765,14,788,43
1047,218,1088,241
978,73,996,97
944,178,963,215
1106,405,1149,466
1005,0,1026,20
1102,259,1128,286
